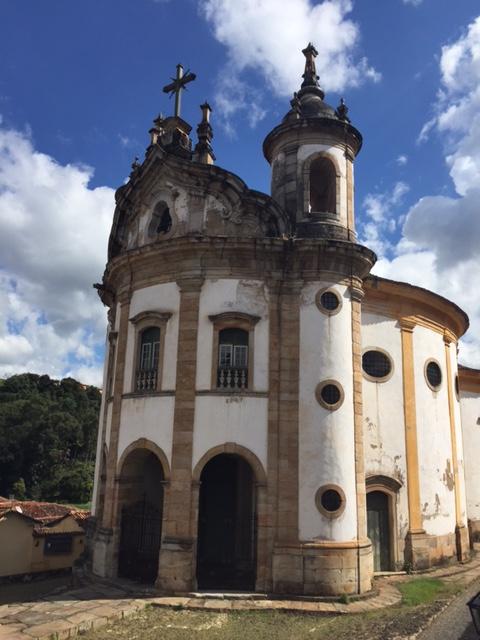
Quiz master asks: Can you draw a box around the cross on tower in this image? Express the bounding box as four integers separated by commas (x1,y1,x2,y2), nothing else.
162,64,196,118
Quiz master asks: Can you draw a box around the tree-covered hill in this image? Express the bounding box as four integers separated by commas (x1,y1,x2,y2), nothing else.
0,373,100,504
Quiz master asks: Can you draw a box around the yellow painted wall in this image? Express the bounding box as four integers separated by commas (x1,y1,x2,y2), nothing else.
0,512,85,577
0,513,34,577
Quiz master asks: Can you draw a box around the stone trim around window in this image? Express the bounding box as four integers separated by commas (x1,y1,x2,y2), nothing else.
208,312,261,391
129,310,172,393
315,379,345,411
315,484,346,519
424,358,443,392
315,286,343,316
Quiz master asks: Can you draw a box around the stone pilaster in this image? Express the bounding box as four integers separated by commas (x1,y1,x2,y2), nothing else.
444,332,470,561
271,279,302,593
156,277,203,593
399,318,426,568
350,284,372,592
94,295,130,577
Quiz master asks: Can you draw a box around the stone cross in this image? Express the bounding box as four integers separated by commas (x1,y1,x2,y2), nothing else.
162,64,196,118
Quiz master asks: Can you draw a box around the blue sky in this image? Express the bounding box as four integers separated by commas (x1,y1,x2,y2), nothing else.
0,0,479,384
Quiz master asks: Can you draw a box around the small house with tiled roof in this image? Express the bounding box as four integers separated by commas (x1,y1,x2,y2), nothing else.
0,500,88,579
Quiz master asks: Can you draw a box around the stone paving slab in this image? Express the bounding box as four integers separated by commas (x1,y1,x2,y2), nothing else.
0,553,479,639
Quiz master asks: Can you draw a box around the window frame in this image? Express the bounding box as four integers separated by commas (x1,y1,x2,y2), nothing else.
424,358,443,392
362,347,394,383
43,534,73,556
208,312,261,391
129,310,172,394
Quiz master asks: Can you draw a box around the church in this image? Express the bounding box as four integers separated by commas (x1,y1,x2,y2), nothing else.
89,44,480,596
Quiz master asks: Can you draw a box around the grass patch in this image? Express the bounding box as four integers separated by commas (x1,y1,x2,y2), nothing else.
398,577,460,606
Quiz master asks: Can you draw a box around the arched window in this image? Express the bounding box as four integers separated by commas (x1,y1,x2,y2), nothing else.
218,328,249,389
137,326,160,391
309,157,336,214
148,201,172,238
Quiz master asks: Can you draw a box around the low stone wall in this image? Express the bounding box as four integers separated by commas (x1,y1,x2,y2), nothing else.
272,540,373,596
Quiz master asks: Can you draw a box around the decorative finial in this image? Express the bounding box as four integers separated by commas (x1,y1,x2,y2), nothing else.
290,92,302,118
336,98,350,122
200,101,212,123
162,64,197,118
193,102,215,165
300,43,325,99
130,156,141,177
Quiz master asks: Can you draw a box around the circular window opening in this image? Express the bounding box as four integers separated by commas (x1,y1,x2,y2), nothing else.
322,384,340,405
315,380,344,411
315,288,342,315
315,485,346,518
321,489,342,511
425,360,442,390
362,350,392,381
321,291,339,311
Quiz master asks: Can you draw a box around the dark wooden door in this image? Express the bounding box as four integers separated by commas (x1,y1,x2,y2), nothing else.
118,499,162,583
367,491,391,571
197,455,256,590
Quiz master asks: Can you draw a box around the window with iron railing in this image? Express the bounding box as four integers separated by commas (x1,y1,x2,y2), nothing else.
136,326,160,392
217,328,249,390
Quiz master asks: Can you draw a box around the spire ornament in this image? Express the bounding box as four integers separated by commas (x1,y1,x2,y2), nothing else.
193,102,215,164
301,42,324,99
336,98,350,122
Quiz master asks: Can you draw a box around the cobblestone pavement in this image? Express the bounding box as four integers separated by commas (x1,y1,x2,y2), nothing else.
1,554,480,640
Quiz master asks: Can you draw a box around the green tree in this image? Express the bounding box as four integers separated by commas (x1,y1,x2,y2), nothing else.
0,373,100,503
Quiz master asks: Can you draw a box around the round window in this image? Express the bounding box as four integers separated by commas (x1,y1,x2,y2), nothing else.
315,485,346,518
321,291,339,311
425,360,442,390
315,380,344,410
362,350,392,380
321,384,340,405
315,288,342,315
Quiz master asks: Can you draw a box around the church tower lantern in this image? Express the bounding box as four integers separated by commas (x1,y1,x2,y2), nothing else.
263,43,361,241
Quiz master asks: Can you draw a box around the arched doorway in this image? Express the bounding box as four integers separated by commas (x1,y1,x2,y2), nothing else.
117,448,164,583
367,490,392,572
196,454,256,590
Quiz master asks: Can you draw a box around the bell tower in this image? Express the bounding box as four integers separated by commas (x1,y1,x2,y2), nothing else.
263,43,362,241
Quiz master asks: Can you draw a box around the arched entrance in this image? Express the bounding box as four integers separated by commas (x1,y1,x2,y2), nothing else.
367,490,392,572
196,454,256,590
117,448,165,583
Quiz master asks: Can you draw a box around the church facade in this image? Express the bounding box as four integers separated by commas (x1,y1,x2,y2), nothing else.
90,45,480,596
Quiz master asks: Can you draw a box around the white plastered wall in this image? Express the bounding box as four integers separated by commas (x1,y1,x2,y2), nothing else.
461,391,480,522
297,144,347,226
117,396,175,467
414,326,456,536
193,278,269,473
362,313,409,542
192,396,268,472
298,282,356,541
124,282,180,393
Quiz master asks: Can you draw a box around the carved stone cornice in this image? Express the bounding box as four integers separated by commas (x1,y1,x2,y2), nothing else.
129,310,172,325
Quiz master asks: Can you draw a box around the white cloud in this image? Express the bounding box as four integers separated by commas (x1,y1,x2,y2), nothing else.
199,0,379,129
374,17,480,368
0,123,114,386
396,154,408,166
403,0,423,6
360,181,409,257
